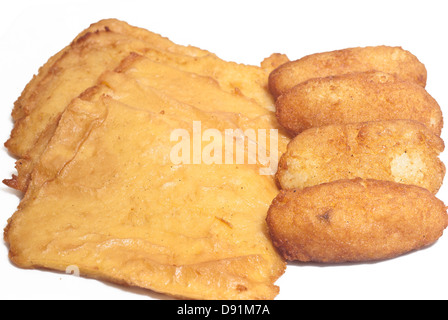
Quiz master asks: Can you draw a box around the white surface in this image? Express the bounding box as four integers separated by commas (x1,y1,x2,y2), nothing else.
1,0,448,300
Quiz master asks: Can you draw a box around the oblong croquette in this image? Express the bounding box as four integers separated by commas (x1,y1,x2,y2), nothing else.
268,45,427,98
266,178,448,263
276,120,445,194
275,71,443,135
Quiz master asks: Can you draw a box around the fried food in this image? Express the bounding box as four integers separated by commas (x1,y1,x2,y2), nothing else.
10,19,210,123
4,18,445,299
276,120,445,193
6,19,276,160
5,19,290,192
4,20,291,300
268,45,427,98
275,71,443,135
5,80,286,300
266,178,448,263
5,52,290,193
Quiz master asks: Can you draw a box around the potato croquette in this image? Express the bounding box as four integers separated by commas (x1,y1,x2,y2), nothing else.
275,71,443,135
268,45,427,98
266,178,448,263
276,120,445,194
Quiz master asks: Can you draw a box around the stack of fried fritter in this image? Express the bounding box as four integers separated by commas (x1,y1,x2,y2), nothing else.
5,21,447,297
267,46,448,263
3,19,293,300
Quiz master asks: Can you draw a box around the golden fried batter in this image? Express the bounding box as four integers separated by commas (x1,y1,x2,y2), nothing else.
266,178,448,263
5,84,286,300
10,19,210,123
268,45,427,98
275,71,443,135
6,19,276,160
4,20,290,300
5,53,290,193
5,20,290,192
276,120,445,193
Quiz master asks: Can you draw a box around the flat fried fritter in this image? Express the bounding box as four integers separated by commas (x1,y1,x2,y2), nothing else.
275,71,443,135
269,45,427,98
5,82,286,300
266,178,448,263
10,19,210,123
276,120,445,194
5,20,291,192
6,19,277,160
5,53,290,193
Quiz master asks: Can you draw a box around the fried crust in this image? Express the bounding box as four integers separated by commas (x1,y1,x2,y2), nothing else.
276,120,445,193
5,20,286,192
5,89,286,300
6,21,276,159
269,45,427,98
11,19,210,122
266,178,448,263
275,71,443,135
5,51,290,193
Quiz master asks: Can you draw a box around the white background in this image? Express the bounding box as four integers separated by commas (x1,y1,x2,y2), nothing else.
1,0,448,300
